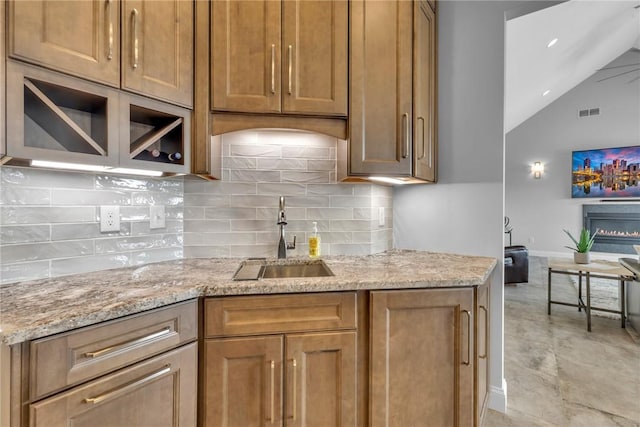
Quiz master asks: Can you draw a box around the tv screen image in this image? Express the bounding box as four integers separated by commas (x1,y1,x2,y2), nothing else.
572,145,640,198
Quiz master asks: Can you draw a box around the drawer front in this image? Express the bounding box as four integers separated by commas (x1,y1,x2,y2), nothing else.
29,342,197,427
205,292,357,337
30,300,197,400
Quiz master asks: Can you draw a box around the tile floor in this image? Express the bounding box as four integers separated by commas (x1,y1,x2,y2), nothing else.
483,256,640,427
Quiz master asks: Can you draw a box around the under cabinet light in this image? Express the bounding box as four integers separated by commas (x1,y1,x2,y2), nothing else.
368,176,409,185
109,168,163,177
30,160,163,177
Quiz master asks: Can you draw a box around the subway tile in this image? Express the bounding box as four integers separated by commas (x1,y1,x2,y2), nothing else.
318,231,353,244
2,166,94,189
194,182,257,195
281,171,331,183
95,234,182,254
0,225,50,244
257,159,307,170
224,157,257,170
95,175,169,192
284,219,330,232
131,220,182,235
1,261,50,284
306,207,353,220
330,243,372,256
183,179,205,193
255,231,281,244
330,196,372,208
286,195,331,208
354,185,373,196
1,187,51,205
131,192,183,206
0,206,95,224
307,160,336,171
330,220,374,232
229,244,273,258
184,232,256,246
281,146,331,159
130,248,183,265
353,231,373,244
51,189,130,206
230,195,280,207
51,254,129,277
256,207,305,220
51,223,131,240
353,208,374,220
184,194,230,207
205,207,256,220
1,240,94,263
184,246,230,258
231,220,273,232
257,130,335,147
372,185,393,198
120,206,150,221
184,206,205,219
229,170,281,183
230,144,281,158
257,183,306,196
307,184,354,196
183,220,231,233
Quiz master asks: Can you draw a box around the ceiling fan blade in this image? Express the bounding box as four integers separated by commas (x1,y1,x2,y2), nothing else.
596,67,640,82
628,75,640,84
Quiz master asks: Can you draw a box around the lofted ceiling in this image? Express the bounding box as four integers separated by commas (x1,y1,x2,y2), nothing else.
505,0,640,133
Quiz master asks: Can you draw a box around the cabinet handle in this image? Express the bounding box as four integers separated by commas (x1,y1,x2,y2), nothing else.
270,44,276,94
288,45,293,95
402,113,409,159
268,360,275,424
83,365,171,404
106,0,113,60
83,327,172,359
417,116,426,160
132,8,139,69
479,305,488,359
461,310,471,366
289,358,297,420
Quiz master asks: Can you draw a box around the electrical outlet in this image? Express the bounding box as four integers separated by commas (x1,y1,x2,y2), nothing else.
378,207,385,227
100,206,120,232
150,205,166,229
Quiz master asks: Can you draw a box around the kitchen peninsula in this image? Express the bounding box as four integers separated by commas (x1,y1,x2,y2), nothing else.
0,250,496,427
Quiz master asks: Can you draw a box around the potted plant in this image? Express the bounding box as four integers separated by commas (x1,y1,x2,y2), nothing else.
563,228,598,264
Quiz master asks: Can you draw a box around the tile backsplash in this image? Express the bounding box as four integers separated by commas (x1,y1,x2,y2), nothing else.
0,129,393,284
183,130,393,258
0,167,184,284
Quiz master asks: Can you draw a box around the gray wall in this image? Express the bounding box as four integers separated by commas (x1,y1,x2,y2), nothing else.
394,0,554,411
505,49,640,257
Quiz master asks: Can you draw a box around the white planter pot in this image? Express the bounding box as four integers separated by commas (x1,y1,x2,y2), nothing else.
574,252,591,264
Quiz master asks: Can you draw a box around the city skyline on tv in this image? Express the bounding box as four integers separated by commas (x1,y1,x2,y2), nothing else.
571,145,640,198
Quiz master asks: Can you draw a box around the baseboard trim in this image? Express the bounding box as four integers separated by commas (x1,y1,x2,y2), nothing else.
487,379,507,413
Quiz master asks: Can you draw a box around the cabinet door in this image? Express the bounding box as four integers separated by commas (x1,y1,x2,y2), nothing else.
349,0,413,176
413,0,437,182
370,288,475,427
476,282,490,426
205,336,284,427
211,0,281,114
285,332,357,427
29,343,197,427
8,0,120,88
121,0,194,108
282,0,347,116
1,1,5,158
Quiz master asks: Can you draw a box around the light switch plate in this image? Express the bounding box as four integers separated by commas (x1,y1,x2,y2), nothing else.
150,205,166,229
100,206,120,232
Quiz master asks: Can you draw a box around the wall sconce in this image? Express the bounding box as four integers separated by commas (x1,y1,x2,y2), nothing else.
532,162,544,179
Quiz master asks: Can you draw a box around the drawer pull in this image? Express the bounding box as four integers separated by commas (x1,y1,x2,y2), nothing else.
132,8,139,69
479,305,488,359
106,0,113,60
461,310,471,366
83,365,171,404
289,358,297,420
270,44,276,94
269,360,275,424
83,327,172,359
288,45,293,95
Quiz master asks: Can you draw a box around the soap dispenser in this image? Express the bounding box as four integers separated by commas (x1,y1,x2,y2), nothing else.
309,221,321,258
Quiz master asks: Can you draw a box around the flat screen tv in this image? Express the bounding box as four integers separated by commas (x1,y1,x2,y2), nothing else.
572,145,640,198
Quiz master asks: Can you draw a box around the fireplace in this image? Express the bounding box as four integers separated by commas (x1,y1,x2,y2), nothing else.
583,204,640,254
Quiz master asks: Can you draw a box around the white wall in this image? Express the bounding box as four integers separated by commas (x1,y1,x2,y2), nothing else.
505,49,640,258
394,0,556,412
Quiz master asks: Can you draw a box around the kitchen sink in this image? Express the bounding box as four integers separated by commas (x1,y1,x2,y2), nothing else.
233,260,334,280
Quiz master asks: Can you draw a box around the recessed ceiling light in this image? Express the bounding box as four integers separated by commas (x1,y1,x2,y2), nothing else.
542,90,551,96
547,38,558,48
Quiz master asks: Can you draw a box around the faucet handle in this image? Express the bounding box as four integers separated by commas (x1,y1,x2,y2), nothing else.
287,235,296,250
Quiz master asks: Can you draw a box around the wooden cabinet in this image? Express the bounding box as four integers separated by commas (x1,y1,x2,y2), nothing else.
476,282,490,426
203,293,357,427
211,0,347,117
29,343,197,427
1,0,6,159
349,0,438,181
369,288,474,427
8,0,193,108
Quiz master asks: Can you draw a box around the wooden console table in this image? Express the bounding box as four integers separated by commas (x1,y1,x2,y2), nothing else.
547,258,633,332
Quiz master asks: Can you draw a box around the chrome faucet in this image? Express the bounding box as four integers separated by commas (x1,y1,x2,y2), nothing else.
277,196,296,259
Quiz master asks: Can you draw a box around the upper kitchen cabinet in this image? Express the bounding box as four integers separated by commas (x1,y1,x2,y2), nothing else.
211,0,347,117
120,0,194,108
8,0,194,108
349,0,437,182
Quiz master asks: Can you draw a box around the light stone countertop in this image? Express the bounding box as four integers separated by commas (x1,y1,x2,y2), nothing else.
0,250,497,345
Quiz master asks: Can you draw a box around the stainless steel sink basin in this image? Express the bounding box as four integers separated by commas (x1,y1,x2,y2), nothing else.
233,260,334,280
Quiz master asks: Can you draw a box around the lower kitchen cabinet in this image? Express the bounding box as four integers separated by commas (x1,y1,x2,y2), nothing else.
369,288,475,427
476,282,490,425
29,342,197,427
